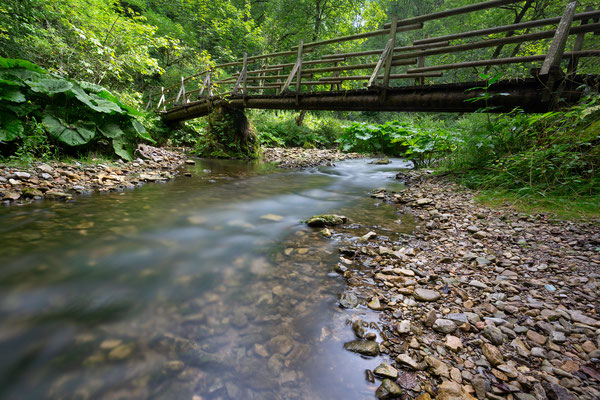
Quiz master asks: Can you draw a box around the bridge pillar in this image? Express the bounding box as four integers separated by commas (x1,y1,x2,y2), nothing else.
204,105,260,159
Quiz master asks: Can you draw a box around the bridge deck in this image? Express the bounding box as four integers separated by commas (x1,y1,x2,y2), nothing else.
162,75,598,122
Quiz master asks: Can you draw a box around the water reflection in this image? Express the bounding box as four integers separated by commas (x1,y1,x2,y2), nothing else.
0,158,413,399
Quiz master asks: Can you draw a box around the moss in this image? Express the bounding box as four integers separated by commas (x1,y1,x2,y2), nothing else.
304,214,348,227
194,106,260,159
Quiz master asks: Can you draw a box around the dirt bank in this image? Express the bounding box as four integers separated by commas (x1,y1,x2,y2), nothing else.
329,170,600,399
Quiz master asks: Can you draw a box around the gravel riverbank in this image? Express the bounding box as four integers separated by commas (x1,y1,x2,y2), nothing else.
329,170,600,399
1,145,188,206
1,147,362,206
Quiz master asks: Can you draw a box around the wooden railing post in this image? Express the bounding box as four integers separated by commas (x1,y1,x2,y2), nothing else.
368,38,393,87
383,15,398,87
415,34,428,85
232,53,248,95
157,87,166,111
198,73,211,98
540,1,578,75
282,40,303,93
296,40,304,96
145,95,153,111
568,5,593,75
175,76,186,105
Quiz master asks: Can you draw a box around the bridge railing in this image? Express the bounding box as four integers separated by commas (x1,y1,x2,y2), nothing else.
145,0,600,113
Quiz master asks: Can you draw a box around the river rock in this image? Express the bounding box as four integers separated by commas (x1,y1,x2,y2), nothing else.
396,353,418,369
340,292,359,309
438,380,476,400
368,297,383,310
396,320,411,334
305,214,347,227
482,343,503,366
413,288,441,302
445,335,463,352
483,325,504,345
426,355,450,378
433,319,457,333
344,340,379,357
374,362,398,379
375,379,402,399
267,335,294,355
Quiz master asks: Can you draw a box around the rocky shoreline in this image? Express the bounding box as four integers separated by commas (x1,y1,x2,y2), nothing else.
263,147,363,169
1,145,189,206
1,147,362,206
326,170,600,399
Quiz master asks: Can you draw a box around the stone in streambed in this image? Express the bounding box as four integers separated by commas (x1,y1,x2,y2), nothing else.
344,340,379,357
482,343,503,366
368,297,383,311
375,379,402,399
305,214,347,227
374,362,398,379
433,319,456,334
339,292,359,309
413,288,441,302
396,353,418,369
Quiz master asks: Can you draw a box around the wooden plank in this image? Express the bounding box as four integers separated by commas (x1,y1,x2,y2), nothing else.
541,1,578,75
413,9,600,45
322,41,450,60
384,0,524,28
290,24,421,50
393,23,600,61
406,50,600,73
319,73,442,81
368,39,393,87
383,16,398,87
568,6,593,74
302,58,416,75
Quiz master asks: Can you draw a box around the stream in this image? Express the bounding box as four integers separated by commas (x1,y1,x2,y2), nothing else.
0,157,414,400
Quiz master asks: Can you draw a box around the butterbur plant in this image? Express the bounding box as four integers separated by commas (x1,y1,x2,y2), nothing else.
0,57,154,160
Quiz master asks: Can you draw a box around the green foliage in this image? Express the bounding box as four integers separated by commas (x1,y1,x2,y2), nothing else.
194,108,260,159
338,120,457,168
252,111,342,149
0,57,154,161
442,94,600,197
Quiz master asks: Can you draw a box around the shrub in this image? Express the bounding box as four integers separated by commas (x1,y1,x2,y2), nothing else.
0,57,154,161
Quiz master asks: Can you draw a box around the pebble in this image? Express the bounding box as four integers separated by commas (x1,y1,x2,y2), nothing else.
413,288,441,302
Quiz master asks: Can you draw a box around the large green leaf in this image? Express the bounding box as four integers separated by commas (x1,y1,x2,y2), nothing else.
0,112,24,142
0,57,47,73
99,122,124,139
0,87,25,102
132,120,155,143
95,90,142,116
2,103,40,117
1,68,45,84
70,84,123,114
26,78,73,95
112,137,133,161
42,115,96,146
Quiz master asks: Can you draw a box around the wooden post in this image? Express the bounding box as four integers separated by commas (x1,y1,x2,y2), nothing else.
568,5,593,75
383,15,398,87
145,95,152,111
368,38,393,87
281,40,304,93
541,1,578,75
296,40,304,95
198,73,211,98
175,76,186,105
415,35,428,85
232,53,248,95
157,87,166,111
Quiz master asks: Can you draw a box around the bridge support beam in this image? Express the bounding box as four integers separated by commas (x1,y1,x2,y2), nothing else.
204,105,260,158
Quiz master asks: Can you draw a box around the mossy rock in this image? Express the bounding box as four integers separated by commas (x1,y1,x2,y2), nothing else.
304,214,347,227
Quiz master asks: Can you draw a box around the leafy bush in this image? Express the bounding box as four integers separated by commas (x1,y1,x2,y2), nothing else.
443,94,600,196
252,111,342,149
0,57,153,161
338,121,457,167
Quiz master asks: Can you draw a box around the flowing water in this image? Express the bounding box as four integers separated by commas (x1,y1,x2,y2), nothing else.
0,157,414,400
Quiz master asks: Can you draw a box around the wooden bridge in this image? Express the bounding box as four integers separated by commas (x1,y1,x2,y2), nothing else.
145,0,600,123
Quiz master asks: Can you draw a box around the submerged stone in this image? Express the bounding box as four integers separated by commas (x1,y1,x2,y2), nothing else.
344,340,379,357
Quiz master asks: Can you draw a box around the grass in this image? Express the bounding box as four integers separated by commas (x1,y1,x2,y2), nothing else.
474,189,600,222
